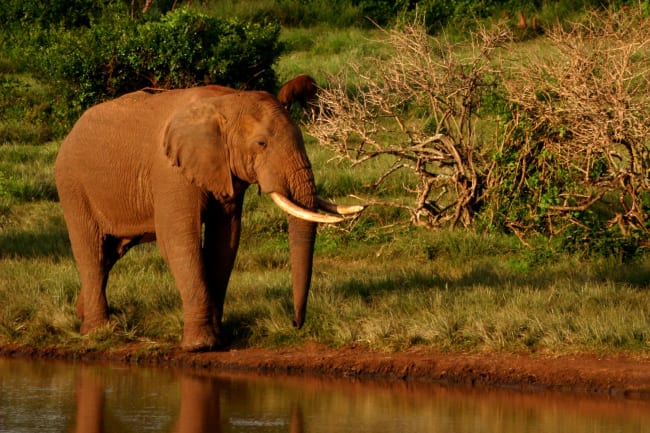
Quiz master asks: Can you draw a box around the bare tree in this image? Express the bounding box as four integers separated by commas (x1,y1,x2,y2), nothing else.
308,8,650,245
308,17,511,229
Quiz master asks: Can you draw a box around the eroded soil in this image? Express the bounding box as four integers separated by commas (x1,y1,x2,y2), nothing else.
2,343,650,399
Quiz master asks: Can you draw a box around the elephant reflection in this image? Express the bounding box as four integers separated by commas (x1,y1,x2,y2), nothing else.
72,366,304,433
172,374,222,432
73,366,106,433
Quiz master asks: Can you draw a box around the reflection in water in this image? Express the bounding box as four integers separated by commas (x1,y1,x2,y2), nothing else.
71,363,305,433
1,357,650,433
74,366,105,433
172,373,221,433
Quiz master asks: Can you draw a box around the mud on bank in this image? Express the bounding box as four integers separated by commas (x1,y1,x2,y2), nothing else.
2,343,650,399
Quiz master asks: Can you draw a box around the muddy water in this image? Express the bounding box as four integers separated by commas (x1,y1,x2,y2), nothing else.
1,357,650,433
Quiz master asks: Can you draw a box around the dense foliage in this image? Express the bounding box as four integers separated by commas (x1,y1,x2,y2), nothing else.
0,0,112,29
2,3,283,132
35,10,281,115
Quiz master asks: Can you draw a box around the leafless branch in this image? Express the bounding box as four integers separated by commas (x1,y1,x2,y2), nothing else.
307,15,510,229
307,7,650,244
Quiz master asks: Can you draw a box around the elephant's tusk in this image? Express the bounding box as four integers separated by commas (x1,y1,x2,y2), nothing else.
270,193,345,224
316,196,365,215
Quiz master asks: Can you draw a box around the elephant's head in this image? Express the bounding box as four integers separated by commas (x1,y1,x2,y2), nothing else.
163,89,362,328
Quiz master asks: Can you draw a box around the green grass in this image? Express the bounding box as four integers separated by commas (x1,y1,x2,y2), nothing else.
1,145,649,354
1,22,649,356
276,26,386,85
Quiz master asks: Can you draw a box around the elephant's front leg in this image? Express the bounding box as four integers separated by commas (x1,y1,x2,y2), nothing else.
155,189,217,351
203,195,245,344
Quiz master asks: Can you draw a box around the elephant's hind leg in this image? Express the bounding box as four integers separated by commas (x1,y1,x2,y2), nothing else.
75,260,110,334
63,209,112,333
76,236,130,333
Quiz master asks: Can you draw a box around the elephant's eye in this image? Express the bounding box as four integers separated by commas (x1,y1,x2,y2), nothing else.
252,133,268,150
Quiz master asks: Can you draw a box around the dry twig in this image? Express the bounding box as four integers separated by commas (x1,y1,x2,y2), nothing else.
308,16,510,229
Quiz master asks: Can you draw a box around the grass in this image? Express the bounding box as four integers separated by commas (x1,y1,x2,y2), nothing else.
1,22,649,356
1,141,649,354
276,26,387,87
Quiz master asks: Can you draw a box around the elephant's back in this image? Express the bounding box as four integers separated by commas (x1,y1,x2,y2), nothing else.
55,92,161,231
55,90,167,199
56,85,240,171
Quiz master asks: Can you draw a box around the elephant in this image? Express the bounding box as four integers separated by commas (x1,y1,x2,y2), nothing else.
277,74,318,114
55,85,363,351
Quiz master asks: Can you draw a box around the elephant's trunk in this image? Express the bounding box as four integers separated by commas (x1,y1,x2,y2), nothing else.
287,167,318,328
288,215,316,328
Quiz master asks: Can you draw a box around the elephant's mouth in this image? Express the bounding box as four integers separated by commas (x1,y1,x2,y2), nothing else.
269,192,364,223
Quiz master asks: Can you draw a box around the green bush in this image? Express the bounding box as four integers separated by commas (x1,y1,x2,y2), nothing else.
272,0,364,27
349,0,414,26
135,9,282,90
0,0,110,30
0,76,54,143
28,8,283,129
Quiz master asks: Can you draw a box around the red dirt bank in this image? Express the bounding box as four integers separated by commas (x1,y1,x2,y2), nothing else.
2,343,650,399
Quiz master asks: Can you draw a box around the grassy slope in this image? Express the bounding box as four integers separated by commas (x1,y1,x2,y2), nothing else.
0,26,649,355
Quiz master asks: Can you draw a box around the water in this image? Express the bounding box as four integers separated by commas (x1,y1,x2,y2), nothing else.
1,357,650,433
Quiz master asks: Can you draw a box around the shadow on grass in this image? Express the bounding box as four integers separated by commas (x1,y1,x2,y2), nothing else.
220,295,297,349
215,255,650,349
332,259,650,302
219,313,256,349
0,226,71,258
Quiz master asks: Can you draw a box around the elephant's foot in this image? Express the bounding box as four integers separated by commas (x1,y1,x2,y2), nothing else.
76,291,109,333
80,314,109,334
76,296,85,319
181,326,220,352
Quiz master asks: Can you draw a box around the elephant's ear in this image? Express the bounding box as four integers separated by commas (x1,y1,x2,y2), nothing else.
163,100,234,198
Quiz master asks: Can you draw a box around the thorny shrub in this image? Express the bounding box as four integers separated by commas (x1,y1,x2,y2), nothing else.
500,8,650,246
308,16,510,229
307,8,650,250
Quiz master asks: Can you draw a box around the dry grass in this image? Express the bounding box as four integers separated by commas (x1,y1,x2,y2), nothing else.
3,187,649,354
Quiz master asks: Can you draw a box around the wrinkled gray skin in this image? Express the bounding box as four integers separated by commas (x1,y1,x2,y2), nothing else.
55,85,319,351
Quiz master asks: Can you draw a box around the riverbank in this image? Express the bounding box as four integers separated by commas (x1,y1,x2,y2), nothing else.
2,343,650,399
